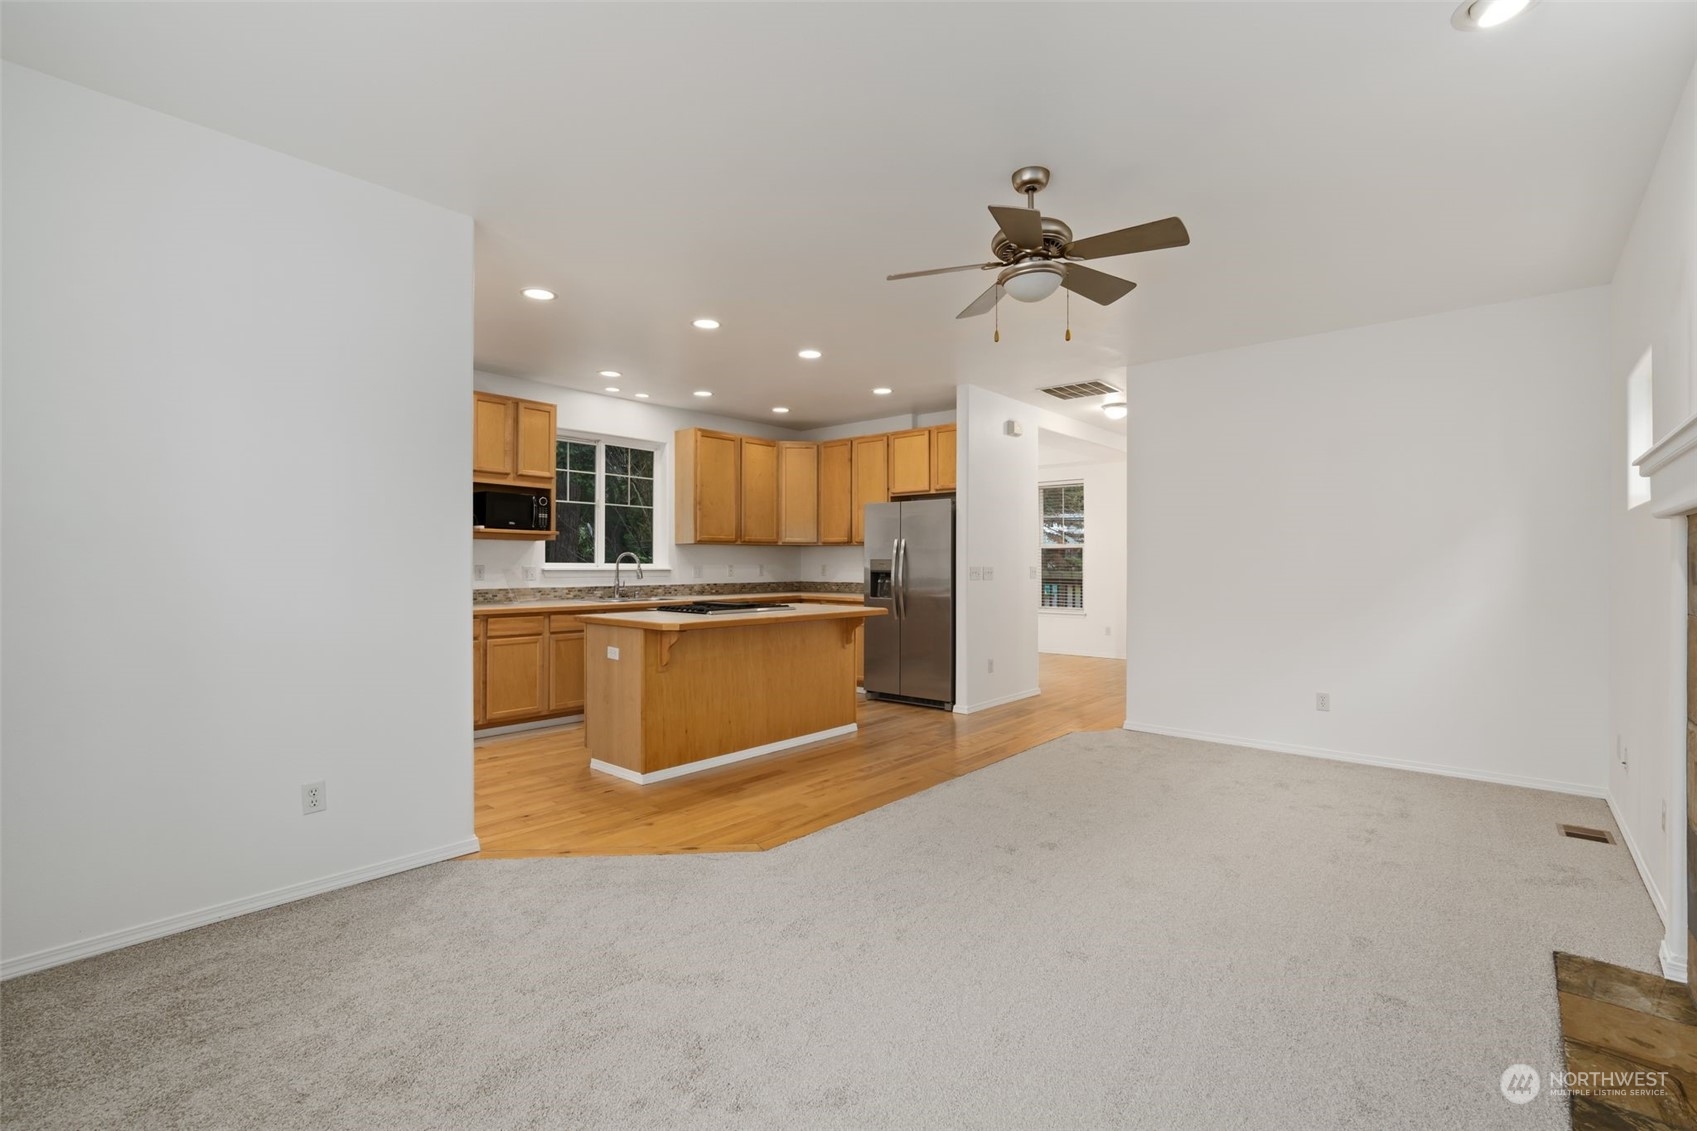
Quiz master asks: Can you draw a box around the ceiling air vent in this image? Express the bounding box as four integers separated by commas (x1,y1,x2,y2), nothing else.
1038,381,1121,401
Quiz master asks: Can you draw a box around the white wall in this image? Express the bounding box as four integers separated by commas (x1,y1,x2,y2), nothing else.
0,65,476,975
1124,287,1613,797
473,370,953,590
1608,57,1696,975
1037,454,1127,660
955,385,1040,711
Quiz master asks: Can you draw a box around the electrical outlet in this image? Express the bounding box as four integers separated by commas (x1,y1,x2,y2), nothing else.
521,566,538,583
693,565,703,579
1662,801,1667,833
758,564,766,577
820,564,827,578
473,564,485,582
301,781,326,815
1618,736,1628,769
606,646,620,661
1030,565,1038,580
1104,626,1112,636
1315,692,1330,712
727,564,736,578
988,658,995,674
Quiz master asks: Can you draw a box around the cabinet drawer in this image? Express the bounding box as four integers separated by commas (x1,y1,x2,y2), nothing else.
486,615,546,638
549,614,584,632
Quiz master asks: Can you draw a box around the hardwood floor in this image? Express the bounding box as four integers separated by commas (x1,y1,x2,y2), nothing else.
472,653,1126,857
1555,952,1697,1129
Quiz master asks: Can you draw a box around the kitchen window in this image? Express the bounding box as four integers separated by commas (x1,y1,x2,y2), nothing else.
1040,481,1084,610
546,437,660,567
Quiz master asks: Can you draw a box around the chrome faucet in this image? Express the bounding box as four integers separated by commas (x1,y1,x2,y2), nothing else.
613,552,644,599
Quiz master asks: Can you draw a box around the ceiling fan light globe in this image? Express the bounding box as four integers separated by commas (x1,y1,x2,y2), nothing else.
1000,263,1064,303
1102,401,1129,421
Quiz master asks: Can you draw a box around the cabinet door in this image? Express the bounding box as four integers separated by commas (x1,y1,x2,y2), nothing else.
474,622,486,727
514,401,556,483
778,442,819,544
740,437,780,544
851,434,889,544
549,630,586,715
818,439,854,545
693,430,742,543
930,424,956,492
484,633,547,722
888,429,933,495
473,394,515,480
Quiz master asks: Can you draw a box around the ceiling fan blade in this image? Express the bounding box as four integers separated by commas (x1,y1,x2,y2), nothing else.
1061,264,1137,306
886,262,998,281
955,283,1002,319
1064,216,1190,260
988,205,1044,249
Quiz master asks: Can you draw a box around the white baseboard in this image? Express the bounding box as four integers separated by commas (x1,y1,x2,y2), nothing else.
1606,791,1668,925
953,687,1041,715
1660,939,1688,983
590,723,858,784
474,714,582,740
1,836,481,981
1122,721,1609,799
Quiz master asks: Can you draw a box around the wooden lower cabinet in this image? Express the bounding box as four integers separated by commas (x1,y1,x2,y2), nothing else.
474,620,486,726
483,631,547,723
549,629,587,715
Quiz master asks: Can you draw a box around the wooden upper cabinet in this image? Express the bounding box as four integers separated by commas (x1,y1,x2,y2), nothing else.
739,437,780,544
888,428,932,496
778,442,819,545
930,424,957,492
851,434,890,544
474,392,556,486
514,402,556,483
675,428,741,544
473,393,515,479
818,439,853,545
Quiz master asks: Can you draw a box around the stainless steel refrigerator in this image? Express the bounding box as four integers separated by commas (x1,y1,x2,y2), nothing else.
863,499,955,710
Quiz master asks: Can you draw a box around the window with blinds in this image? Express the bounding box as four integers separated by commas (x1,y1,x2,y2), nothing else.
1040,482,1084,610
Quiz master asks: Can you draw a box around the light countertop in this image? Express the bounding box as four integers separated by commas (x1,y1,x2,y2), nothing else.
577,602,885,632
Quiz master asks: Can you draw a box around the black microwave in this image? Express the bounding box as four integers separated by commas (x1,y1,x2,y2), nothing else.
474,489,551,531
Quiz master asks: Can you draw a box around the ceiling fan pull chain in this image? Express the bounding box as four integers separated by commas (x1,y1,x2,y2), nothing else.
1065,289,1072,342
994,295,1000,343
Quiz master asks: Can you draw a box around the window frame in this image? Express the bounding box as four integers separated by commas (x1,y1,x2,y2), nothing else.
541,430,672,572
1038,478,1086,615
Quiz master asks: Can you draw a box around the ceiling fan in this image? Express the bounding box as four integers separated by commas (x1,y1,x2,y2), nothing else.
887,166,1190,321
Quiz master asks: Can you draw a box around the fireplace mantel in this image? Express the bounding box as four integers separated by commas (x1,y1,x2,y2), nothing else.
1635,410,1697,518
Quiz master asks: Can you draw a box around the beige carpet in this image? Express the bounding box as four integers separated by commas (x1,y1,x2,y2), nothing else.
1,730,1664,1129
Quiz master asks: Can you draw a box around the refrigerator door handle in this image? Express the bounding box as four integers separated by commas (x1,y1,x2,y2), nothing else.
895,537,907,620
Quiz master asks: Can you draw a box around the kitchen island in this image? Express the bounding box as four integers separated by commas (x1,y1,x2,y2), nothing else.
578,602,886,783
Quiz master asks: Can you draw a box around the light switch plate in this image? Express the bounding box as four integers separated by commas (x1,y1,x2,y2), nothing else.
969,567,983,581
983,566,994,581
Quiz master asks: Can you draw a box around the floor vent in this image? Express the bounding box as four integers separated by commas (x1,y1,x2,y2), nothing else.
1558,824,1616,844
1038,381,1120,401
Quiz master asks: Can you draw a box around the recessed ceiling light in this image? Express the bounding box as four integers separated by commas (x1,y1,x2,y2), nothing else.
521,288,556,301
604,387,621,393
872,387,893,396
1452,0,1534,30
693,390,713,397
772,406,790,414
798,349,822,360
634,393,650,399
692,318,720,330
599,370,621,379
1102,401,1128,421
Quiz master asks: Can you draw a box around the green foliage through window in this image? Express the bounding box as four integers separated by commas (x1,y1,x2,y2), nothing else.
545,439,656,566
1040,482,1084,610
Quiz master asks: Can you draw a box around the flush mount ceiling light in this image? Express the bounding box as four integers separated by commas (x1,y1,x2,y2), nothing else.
693,390,713,397
604,387,621,393
521,288,556,301
999,260,1065,304
1101,400,1128,421
634,393,650,399
692,318,720,330
798,349,823,360
598,370,621,379
1452,0,1535,31
772,406,791,414
872,387,893,396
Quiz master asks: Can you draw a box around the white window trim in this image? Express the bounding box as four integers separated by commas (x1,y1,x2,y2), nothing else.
1039,478,1086,613
541,431,674,571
